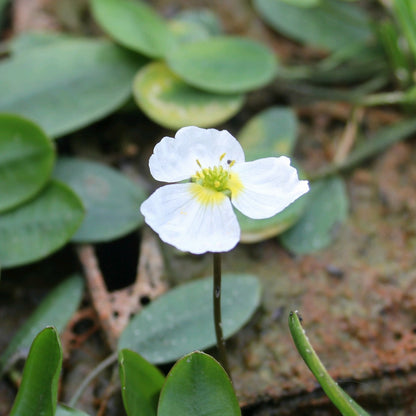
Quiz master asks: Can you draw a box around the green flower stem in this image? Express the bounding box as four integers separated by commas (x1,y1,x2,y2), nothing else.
213,252,231,378
288,311,370,416
67,352,118,407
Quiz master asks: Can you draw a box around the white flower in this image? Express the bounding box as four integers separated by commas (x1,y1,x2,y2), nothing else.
140,126,309,254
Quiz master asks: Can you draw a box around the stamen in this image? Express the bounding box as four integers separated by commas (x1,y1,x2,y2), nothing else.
191,158,241,195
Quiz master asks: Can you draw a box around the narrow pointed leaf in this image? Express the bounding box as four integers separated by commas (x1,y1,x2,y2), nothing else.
157,352,240,416
289,311,370,416
315,118,416,177
9,327,62,416
119,349,165,416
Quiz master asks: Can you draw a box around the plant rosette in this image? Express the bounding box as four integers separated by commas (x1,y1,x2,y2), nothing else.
140,126,309,254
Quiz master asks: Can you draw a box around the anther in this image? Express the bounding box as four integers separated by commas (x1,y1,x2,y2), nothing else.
219,153,226,161
196,159,202,168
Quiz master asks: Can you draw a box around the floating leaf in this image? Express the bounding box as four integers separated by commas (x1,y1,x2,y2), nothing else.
0,39,143,138
119,349,165,416
158,352,240,416
9,327,62,416
90,0,175,58
53,157,146,243
0,114,55,213
280,176,348,254
289,311,370,416
0,180,85,268
56,405,91,416
254,0,373,52
133,62,244,129
119,274,261,364
0,275,84,374
237,106,298,160
167,36,277,94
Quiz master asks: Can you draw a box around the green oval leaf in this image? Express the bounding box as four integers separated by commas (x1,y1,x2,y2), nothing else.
166,36,277,94
168,9,223,45
90,0,175,58
171,9,222,37
254,0,373,52
56,405,92,416
0,39,144,138
237,106,298,160
53,157,145,243
0,275,84,374
0,114,55,213
280,176,348,254
0,180,85,268
157,352,240,416
133,62,244,129
9,327,62,416
118,274,261,364
9,31,77,55
119,349,165,416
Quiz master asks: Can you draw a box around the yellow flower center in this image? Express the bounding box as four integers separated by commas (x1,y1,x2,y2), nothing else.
190,154,243,205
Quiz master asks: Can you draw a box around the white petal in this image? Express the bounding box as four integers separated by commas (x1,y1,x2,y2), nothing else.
140,183,240,254
149,126,245,182
231,156,309,219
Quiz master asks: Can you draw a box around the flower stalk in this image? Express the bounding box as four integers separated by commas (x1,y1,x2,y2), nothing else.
213,252,231,378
